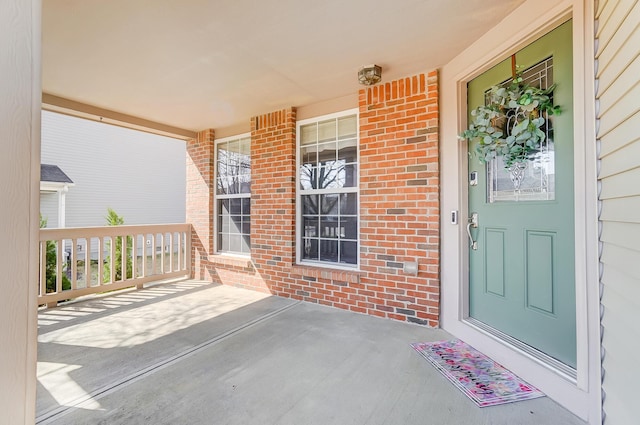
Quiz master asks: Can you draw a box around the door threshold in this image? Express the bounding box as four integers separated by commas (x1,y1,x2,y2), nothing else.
464,317,577,382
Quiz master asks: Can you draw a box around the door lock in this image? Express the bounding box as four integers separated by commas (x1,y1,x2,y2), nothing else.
467,212,478,250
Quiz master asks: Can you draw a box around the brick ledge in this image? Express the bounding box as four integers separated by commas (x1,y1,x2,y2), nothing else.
209,254,253,269
290,265,361,283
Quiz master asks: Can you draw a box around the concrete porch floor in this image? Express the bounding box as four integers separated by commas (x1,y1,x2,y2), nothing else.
36,280,585,425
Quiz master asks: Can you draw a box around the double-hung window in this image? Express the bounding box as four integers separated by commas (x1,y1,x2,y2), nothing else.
297,111,358,267
215,134,251,255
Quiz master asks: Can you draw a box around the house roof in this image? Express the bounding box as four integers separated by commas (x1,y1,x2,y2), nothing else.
41,0,525,135
41,164,74,184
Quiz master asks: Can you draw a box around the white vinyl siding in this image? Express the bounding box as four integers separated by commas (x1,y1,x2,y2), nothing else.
39,193,59,227
595,1,640,423
41,111,186,228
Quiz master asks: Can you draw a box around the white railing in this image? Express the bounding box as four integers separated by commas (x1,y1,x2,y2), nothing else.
39,223,191,307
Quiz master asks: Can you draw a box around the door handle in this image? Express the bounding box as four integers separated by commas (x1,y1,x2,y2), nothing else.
467,213,478,250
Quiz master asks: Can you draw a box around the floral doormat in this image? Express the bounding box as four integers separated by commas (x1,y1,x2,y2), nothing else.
410,339,544,407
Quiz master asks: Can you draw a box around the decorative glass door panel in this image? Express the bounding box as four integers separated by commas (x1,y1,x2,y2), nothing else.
486,57,556,203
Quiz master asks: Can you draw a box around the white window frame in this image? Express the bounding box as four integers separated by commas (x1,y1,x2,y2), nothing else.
296,109,360,270
214,133,251,256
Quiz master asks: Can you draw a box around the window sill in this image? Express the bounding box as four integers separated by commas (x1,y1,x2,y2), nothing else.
209,253,253,269
291,264,361,283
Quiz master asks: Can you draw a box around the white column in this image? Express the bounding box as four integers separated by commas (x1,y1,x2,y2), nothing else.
58,185,68,228
0,0,40,422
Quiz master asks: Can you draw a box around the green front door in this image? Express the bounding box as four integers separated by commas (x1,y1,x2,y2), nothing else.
467,21,576,368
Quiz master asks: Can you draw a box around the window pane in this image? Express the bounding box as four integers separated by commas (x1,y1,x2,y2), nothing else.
218,214,230,232
320,194,339,215
319,164,345,189
300,123,317,145
341,216,358,239
230,216,242,234
238,152,251,176
230,235,241,252
302,195,319,215
342,164,357,188
219,177,238,195
318,142,336,165
217,177,231,195
242,197,251,214
318,119,336,142
217,142,228,177
340,241,358,265
219,234,230,251
338,139,357,162
301,145,317,167
320,216,339,238
219,199,230,214
299,165,316,190
302,238,318,260
241,235,251,253
229,198,242,214
303,217,318,237
242,216,251,234
239,175,251,194
239,137,251,157
338,115,357,139
320,239,338,262
340,193,357,215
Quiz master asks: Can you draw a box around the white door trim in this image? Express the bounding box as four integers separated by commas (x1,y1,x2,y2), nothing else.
439,0,601,422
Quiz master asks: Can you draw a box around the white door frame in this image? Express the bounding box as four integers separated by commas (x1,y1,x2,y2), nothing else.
439,0,601,422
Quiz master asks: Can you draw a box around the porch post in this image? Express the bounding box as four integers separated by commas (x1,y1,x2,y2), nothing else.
186,129,215,280
0,0,40,421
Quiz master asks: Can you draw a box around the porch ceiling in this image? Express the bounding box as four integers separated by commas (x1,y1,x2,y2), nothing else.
43,0,524,133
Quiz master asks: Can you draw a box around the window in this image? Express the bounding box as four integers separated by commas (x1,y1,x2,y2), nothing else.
216,135,251,255
297,111,358,267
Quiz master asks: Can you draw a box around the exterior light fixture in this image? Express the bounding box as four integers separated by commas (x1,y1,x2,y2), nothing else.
358,64,382,86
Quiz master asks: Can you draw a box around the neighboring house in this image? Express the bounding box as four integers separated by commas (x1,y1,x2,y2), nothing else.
40,111,186,228
40,164,74,228
2,1,638,424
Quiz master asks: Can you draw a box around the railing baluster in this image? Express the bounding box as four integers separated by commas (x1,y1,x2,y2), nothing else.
177,231,182,271
40,241,47,296
121,232,127,281
56,239,63,293
98,236,104,286
85,238,91,287
132,233,138,279
71,238,77,290
142,234,148,278
160,233,165,274
169,232,175,273
38,224,192,306
110,235,116,283
151,234,156,275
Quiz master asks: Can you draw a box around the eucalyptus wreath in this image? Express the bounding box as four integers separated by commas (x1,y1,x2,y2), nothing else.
460,73,561,168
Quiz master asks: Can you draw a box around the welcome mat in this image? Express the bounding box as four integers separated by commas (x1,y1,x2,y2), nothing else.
410,339,544,407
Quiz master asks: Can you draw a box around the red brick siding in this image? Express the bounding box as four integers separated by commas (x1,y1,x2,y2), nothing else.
187,72,440,326
359,71,440,326
186,129,215,280
249,108,298,292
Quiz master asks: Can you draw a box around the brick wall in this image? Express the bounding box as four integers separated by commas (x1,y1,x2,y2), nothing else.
187,71,440,326
359,71,440,325
186,129,215,280
250,109,298,292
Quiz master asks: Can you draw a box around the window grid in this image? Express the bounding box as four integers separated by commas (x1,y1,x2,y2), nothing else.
215,135,251,255
297,111,359,268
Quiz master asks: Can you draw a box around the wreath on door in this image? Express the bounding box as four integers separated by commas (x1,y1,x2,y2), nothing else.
460,55,562,170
